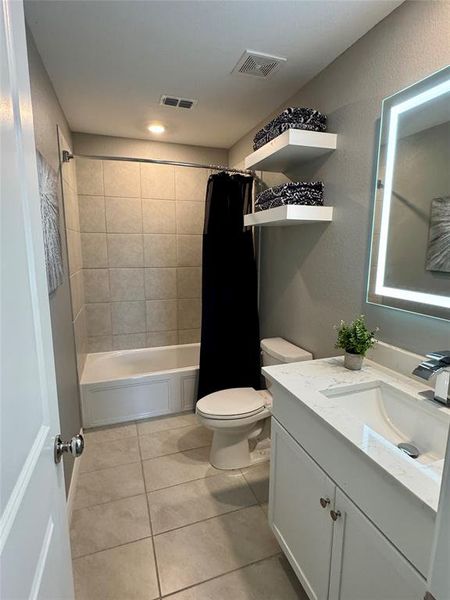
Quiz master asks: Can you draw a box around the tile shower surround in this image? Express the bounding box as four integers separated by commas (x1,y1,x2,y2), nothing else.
76,158,207,352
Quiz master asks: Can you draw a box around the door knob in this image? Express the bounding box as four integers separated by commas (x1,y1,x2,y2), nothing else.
320,497,331,509
330,509,341,521
54,433,84,464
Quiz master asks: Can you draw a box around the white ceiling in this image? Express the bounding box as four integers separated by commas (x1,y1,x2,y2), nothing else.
25,0,402,149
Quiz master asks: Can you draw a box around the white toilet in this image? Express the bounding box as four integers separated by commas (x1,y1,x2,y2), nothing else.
196,337,312,469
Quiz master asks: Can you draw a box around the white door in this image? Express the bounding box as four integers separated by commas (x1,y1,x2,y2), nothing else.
0,1,74,598
328,489,426,600
269,419,335,600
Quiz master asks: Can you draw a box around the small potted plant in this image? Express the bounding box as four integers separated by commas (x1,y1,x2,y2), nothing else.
335,315,378,370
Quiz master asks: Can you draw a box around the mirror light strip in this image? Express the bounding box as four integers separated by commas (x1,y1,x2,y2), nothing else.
375,78,450,309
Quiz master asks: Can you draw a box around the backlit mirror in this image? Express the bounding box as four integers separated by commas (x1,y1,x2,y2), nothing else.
368,67,450,320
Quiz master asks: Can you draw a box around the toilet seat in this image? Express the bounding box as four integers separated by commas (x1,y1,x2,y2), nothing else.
196,387,266,420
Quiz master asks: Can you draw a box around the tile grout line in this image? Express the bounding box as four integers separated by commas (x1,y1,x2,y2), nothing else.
160,551,284,598
151,500,259,538
72,532,154,561
240,468,264,508
145,467,239,494
83,416,195,441
144,458,270,496
74,463,263,552
137,430,163,600
72,491,147,513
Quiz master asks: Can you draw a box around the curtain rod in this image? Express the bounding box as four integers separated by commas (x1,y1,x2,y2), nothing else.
62,151,254,177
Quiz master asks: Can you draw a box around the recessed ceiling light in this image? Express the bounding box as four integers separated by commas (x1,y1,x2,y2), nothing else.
148,123,165,134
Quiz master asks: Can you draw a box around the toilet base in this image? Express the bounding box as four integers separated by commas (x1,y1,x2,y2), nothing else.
196,405,271,470
210,430,253,469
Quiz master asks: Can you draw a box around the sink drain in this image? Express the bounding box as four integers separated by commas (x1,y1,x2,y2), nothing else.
397,442,420,459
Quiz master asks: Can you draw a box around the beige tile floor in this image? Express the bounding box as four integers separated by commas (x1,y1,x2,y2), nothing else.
71,412,308,599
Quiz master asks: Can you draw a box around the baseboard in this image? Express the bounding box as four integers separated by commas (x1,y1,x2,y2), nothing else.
66,427,83,524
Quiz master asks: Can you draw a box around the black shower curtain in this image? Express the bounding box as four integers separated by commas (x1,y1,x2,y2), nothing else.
197,172,261,400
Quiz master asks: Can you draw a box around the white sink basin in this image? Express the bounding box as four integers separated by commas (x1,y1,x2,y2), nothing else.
322,381,449,463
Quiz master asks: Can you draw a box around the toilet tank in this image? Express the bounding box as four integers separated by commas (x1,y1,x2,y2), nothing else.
261,337,313,367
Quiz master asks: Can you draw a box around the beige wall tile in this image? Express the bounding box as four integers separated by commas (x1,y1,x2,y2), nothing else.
177,235,202,266
178,299,201,330
143,200,176,234
86,303,112,336
146,300,177,332
70,270,84,319
144,234,177,267
79,195,106,233
105,196,142,233
141,163,175,199
175,167,210,201
109,268,144,301
84,269,110,303
73,539,159,600
178,329,201,344
81,233,108,268
111,301,146,334
146,331,178,347
144,268,177,300
107,234,144,267
113,333,147,350
177,267,201,298
103,160,140,197
62,156,77,191
87,335,113,353
76,157,104,196
67,229,82,274
63,185,80,231
176,201,205,234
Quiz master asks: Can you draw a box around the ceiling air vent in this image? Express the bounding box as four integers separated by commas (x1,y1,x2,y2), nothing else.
232,50,287,78
160,95,198,109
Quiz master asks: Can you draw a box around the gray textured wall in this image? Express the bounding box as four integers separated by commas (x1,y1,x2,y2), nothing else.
230,1,450,358
26,29,81,493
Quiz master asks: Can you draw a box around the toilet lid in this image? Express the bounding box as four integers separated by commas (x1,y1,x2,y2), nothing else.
197,388,266,419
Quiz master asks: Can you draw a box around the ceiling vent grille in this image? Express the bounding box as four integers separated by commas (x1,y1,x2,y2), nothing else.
160,95,198,109
232,50,287,78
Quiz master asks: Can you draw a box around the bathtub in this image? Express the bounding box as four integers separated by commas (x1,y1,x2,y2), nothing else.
80,343,200,428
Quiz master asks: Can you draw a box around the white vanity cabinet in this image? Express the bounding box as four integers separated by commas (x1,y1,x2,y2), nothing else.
270,419,427,600
269,418,335,600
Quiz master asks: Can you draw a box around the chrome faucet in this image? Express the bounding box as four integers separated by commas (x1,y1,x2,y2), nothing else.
412,351,450,407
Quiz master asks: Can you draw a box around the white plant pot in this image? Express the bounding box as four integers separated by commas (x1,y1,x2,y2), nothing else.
344,352,364,371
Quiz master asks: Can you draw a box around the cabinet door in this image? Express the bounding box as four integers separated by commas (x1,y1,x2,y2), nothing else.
329,489,426,600
270,419,335,600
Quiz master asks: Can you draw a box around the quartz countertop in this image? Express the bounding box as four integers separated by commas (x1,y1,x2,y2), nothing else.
263,356,450,512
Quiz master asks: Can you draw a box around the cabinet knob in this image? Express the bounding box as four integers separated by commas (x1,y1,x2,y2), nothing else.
330,509,341,521
319,497,331,509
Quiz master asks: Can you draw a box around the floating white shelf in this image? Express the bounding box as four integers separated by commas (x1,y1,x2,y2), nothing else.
244,205,333,227
244,129,337,172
